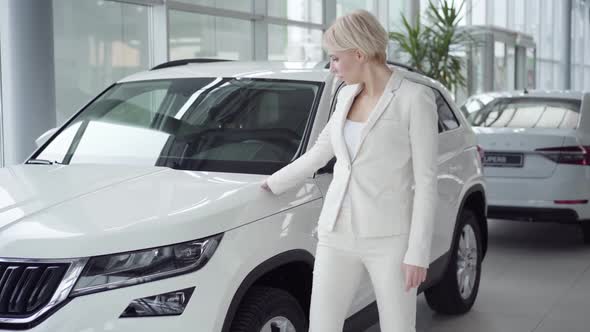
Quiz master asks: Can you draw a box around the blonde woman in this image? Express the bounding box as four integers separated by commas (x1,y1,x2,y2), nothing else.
260,9,438,332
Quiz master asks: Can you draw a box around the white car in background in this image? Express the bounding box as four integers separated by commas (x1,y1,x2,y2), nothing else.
0,60,487,332
461,90,590,243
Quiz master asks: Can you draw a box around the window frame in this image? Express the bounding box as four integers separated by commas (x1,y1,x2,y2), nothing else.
432,87,462,134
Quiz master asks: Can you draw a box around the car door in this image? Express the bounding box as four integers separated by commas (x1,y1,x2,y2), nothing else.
432,88,466,259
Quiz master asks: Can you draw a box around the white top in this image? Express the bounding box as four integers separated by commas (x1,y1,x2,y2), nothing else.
343,119,365,159
341,119,366,212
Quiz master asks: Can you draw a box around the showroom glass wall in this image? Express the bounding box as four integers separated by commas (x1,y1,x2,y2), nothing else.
53,0,151,125
467,0,590,91
51,0,411,126
572,0,590,91
9,0,588,166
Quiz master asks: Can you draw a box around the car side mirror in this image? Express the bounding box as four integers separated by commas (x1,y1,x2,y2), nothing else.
35,127,58,148
317,157,336,174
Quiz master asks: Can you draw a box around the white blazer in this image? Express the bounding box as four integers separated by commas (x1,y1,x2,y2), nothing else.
266,69,439,268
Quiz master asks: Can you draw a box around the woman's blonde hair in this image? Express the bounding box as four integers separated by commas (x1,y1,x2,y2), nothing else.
322,9,388,63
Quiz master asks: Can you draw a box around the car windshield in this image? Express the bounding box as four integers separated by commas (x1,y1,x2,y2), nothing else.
460,96,581,129
34,77,322,174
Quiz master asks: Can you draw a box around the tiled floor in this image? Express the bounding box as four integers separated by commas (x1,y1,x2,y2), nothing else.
366,219,590,332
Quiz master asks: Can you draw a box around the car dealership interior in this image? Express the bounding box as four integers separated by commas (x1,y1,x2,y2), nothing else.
1,1,590,332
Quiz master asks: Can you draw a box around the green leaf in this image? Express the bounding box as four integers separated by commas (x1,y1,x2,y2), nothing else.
388,0,468,91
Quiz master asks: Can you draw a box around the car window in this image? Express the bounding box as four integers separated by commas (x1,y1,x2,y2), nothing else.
461,98,581,129
103,89,168,126
35,78,322,174
433,88,460,132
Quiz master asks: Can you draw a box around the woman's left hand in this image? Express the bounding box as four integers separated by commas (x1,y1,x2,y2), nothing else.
401,263,427,292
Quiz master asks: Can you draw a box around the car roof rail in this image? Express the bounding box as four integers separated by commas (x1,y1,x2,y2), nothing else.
151,58,234,70
323,60,424,75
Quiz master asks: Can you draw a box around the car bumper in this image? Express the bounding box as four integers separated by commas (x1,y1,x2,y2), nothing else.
488,205,581,223
485,167,590,221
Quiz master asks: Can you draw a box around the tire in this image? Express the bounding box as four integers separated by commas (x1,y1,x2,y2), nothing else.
230,286,307,332
424,208,483,315
581,221,590,245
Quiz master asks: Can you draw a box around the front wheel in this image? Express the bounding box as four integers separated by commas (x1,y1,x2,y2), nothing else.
424,208,483,315
230,286,307,332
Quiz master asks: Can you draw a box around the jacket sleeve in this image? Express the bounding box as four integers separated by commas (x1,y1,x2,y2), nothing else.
402,84,439,268
265,114,336,195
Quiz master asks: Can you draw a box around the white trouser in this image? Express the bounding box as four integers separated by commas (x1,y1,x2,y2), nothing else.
309,200,417,332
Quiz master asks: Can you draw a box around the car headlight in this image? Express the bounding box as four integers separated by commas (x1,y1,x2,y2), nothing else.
69,233,223,297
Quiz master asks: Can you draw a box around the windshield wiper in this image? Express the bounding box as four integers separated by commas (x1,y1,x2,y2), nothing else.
25,158,63,165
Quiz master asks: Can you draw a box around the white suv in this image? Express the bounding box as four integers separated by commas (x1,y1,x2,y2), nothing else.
461,90,590,243
0,60,487,332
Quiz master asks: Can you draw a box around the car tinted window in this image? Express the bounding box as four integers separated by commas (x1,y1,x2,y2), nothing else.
461,97,581,129
35,78,321,174
104,89,168,126
434,88,460,132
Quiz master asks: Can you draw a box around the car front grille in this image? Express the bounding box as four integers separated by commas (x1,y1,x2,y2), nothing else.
0,262,69,317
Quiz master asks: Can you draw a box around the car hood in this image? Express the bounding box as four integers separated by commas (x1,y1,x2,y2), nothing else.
0,164,316,259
